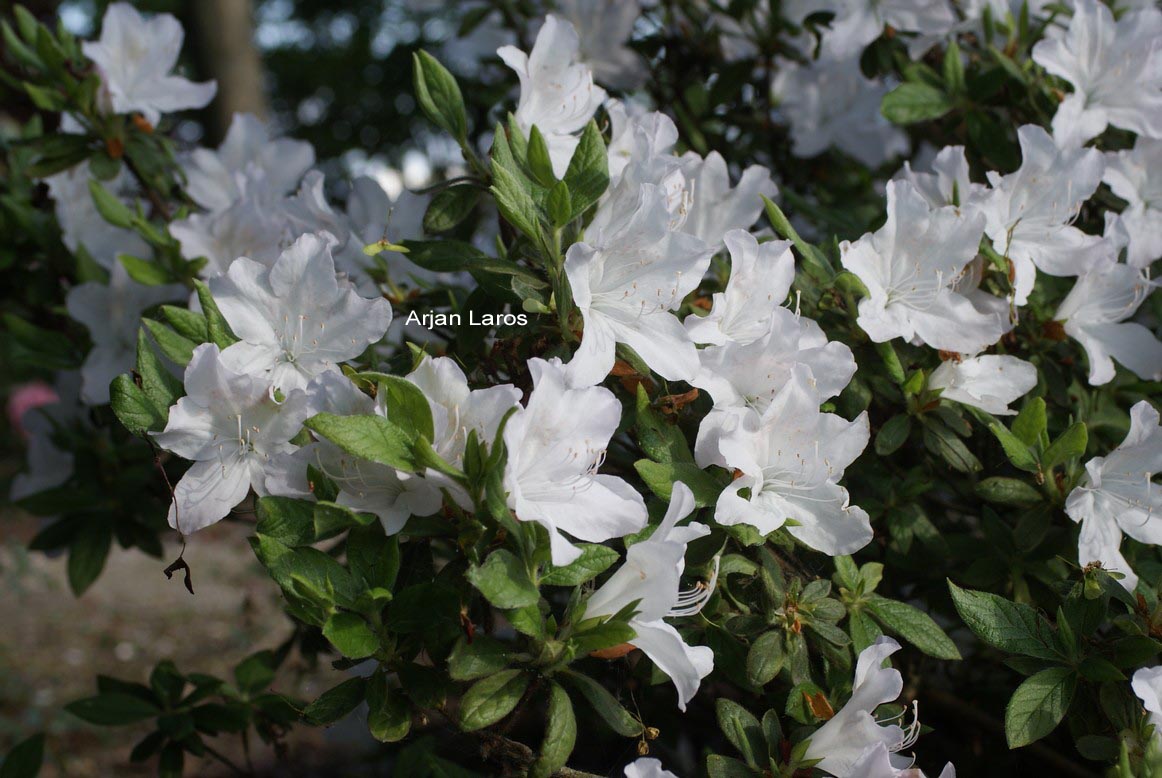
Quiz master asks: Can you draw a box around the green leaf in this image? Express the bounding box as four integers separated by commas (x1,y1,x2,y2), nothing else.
635,460,723,507
559,670,643,737
875,341,906,386
161,305,209,343
134,328,182,412
87,179,134,228
323,612,379,659
569,620,635,656
634,384,694,464
706,755,759,778
458,670,529,731
975,477,1043,506
881,83,954,124
305,413,418,472
366,671,411,742
943,40,966,94
449,635,511,681
923,423,982,473
4,313,79,371
251,534,358,610
67,521,112,596
540,544,619,586
0,734,45,778
490,160,543,240
562,120,609,219
142,319,196,366
746,631,785,687
1012,397,1047,447
761,195,833,281
422,185,480,233
369,374,435,441
467,549,540,609
875,415,912,456
400,240,547,287
110,376,166,438
313,501,375,539
118,254,172,286
347,524,400,591
716,698,765,767
530,683,576,778
547,180,572,228
865,595,961,659
149,661,186,707
526,125,557,186
948,581,1064,660
66,693,159,726
255,497,316,546
233,651,277,695
158,743,183,778
412,50,467,140
1004,667,1075,748
987,421,1039,472
193,281,239,348
1042,422,1087,469
849,609,884,653
1077,657,1125,682
303,677,367,726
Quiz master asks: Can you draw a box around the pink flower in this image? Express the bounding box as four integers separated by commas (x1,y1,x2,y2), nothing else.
7,382,59,439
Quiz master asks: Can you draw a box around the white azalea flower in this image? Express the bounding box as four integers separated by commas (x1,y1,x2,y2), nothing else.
928,355,1038,416
285,171,382,292
81,2,216,125
841,180,1008,354
693,313,857,417
897,145,989,212
400,355,522,483
565,180,715,385
584,482,715,711
1132,666,1162,738
1055,260,1162,385
805,637,920,777
502,358,647,565
678,153,777,248
498,15,607,177
152,344,314,534
555,0,646,90
773,55,910,169
847,742,956,778
264,372,443,534
183,113,315,212
170,191,292,278
981,124,1107,304
702,366,872,556
66,263,185,405
1032,0,1162,148
820,0,958,59
686,230,795,347
209,232,392,393
624,757,679,778
606,101,679,183
45,161,150,270
1103,139,1162,268
1065,400,1162,591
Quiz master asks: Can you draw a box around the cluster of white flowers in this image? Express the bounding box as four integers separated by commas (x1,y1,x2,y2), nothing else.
626,638,956,778
12,0,1162,772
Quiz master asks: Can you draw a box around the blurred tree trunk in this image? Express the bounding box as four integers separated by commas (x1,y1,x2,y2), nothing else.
191,0,268,133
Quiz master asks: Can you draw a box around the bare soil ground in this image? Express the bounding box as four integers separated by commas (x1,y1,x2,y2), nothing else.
0,513,367,776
